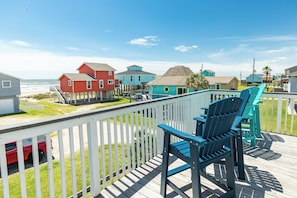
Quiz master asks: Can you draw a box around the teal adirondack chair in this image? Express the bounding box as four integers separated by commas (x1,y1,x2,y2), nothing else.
158,97,242,197
241,84,266,146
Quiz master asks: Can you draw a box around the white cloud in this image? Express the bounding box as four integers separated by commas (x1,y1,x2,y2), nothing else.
10,40,32,47
128,36,159,47
66,46,81,51
208,49,225,59
174,45,198,52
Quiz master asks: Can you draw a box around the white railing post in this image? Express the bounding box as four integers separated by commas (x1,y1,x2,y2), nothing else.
155,103,164,154
87,119,101,197
276,95,283,133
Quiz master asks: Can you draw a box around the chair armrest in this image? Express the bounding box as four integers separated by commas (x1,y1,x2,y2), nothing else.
158,124,206,146
193,116,206,123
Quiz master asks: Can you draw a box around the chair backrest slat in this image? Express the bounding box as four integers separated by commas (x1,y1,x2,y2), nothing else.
202,97,242,157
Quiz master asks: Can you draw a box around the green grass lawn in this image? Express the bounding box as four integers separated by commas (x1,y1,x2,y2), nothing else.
1,144,129,197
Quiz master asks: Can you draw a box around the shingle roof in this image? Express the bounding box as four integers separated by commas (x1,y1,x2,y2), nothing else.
163,65,194,76
81,62,116,71
205,76,237,84
61,73,96,81
147,76,188,86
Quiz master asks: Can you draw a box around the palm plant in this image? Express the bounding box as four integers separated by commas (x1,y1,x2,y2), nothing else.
263,66,272,91
186,73,209,91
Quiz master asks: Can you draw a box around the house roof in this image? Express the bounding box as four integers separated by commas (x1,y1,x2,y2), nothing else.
115,70,155,75
163,65,194,76
79,62,116,71
0,72,20,80
285,65,297,76
127,65,142,68
60,73,96,81
147,76,188,86
205,76,238,85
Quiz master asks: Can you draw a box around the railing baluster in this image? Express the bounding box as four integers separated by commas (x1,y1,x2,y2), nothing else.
78,125,87,197
58,129,67,198
32,136,42,197
140,110,145,165
106,119,113,183
69,127,77,198
125,114,131,172
113,116,119,180
99,120,106,188
130,113,136,170
16,139,27,197
87,119,100,196
0,144,9,198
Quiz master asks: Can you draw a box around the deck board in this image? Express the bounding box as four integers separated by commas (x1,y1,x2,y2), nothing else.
98,132,297,197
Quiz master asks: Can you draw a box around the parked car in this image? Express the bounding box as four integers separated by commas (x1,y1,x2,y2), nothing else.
5,135,49,166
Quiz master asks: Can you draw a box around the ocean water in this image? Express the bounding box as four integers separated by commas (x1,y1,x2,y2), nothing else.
20,79,59,96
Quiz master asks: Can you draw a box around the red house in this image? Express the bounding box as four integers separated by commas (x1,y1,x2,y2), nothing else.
58,62,116,104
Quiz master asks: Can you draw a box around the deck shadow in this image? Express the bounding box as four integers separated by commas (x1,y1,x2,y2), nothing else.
243,132,283,160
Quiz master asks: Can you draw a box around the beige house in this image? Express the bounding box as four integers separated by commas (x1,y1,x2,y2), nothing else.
206,76,239,90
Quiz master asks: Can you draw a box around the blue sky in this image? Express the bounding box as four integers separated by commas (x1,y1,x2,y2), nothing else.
0,0,296,79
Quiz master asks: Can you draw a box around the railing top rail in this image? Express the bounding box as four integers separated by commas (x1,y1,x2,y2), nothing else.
0,89,210,134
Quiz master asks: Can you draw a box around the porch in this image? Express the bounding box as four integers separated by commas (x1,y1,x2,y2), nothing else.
99,132,296,197
0,89,297,197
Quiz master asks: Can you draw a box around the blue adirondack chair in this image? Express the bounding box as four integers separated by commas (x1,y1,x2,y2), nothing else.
158,97,242,197
196,87,252,180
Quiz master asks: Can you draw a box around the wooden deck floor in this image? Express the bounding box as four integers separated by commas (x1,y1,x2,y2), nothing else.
98,132,297,198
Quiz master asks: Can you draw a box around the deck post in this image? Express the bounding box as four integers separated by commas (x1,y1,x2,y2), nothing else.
87,119,101,197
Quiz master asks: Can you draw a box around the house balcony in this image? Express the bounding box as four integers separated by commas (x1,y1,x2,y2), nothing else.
0,90,297,197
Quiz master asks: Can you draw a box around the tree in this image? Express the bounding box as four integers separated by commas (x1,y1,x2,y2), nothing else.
186,73,209,91
263,66,272,91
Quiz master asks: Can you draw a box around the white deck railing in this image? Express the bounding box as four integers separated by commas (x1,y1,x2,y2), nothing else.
0,90,296,197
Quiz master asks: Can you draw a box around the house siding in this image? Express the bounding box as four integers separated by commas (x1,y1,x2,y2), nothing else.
0,73,20,115
78,64,96,78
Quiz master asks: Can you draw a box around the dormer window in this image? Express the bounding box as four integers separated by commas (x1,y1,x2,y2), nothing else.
108,71,112,76
2,80,11,88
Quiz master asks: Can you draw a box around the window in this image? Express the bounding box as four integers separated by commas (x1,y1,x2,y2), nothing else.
108,79,114,85
2,80,11,88
68,80,72,86
87,81,92,89
164,86,169,92
130,76,133,81
99,80,104,88
138,76,141,81
108,71,112,76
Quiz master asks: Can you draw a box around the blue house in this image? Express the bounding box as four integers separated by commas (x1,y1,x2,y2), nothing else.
148,65,194,98
202,69,215,77
0,72,21,115
246,74,263,85
115,65,156,91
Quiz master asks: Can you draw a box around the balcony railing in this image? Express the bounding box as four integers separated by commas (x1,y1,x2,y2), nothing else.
0,89,296,197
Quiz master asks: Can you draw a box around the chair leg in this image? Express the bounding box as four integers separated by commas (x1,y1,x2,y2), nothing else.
225,138,236,197
225,156,236,197
190,144,202,197
249,116,257,147
255,105,262,138
160,133,170,197
236,130,245,180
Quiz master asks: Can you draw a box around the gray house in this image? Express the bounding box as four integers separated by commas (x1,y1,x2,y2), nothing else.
285,65,297,93
0,72,21,115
